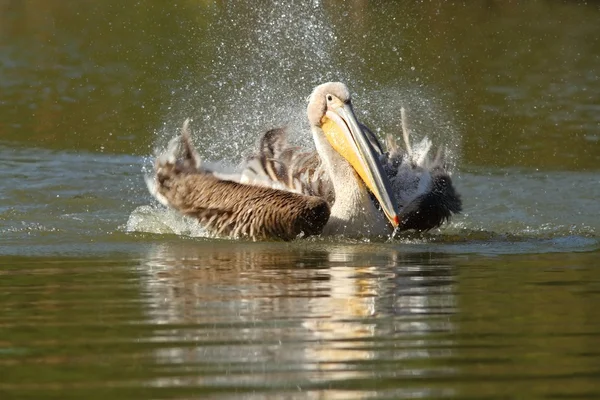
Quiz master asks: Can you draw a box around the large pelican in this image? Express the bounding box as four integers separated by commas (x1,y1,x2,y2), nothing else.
146,82,461,241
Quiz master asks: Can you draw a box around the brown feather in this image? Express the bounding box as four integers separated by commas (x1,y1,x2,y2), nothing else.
150,122,330,241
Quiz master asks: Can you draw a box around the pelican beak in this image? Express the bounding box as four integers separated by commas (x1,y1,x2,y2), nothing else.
321,101,401,228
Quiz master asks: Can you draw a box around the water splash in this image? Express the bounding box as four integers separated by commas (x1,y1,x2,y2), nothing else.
358,85,462,172
135,2,466,243
156,1,462,167
126,205,208,237
160,0,347,160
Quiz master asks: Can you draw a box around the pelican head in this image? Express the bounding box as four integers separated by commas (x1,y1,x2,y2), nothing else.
307,82,401,229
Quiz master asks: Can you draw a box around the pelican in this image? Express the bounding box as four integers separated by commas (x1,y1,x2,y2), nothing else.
146,82,460,241
146,82,400,240
242,84,461,233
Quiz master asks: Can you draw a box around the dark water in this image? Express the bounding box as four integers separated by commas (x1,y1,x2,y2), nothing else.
1,1,600,398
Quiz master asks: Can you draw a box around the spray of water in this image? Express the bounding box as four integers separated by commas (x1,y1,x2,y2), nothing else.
155,1,461,164
160,0,347,159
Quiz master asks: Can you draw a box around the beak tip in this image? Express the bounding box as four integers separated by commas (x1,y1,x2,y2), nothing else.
393,215,400,227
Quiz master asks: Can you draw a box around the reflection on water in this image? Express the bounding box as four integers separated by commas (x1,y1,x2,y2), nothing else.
1,247,599,398
140,243,457,398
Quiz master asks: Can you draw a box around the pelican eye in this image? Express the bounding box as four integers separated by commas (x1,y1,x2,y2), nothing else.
326,94,333,102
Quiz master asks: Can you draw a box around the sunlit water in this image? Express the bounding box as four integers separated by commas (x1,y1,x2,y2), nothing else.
1,0,600,399
1,143,598,257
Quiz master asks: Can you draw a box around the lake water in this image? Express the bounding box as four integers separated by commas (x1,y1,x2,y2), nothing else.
1,1,599,399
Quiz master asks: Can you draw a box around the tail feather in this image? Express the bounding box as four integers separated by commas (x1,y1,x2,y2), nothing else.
180,119,202,170
146,120,205,207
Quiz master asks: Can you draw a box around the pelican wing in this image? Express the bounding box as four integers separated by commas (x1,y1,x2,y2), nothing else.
372,108,462,231
146,121,330,241
241,128,335,205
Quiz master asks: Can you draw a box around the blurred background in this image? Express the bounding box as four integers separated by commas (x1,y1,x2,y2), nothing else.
1,0,599,169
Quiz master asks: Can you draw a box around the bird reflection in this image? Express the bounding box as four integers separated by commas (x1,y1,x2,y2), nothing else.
138,241,457,397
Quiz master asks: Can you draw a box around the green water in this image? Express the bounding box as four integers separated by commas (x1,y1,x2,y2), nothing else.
2,248,600,399
1,1,600,398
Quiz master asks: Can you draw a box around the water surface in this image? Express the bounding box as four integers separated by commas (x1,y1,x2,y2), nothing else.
2,247,600,399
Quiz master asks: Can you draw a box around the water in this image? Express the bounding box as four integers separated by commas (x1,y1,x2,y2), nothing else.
1,1,600,398
3,249,600,399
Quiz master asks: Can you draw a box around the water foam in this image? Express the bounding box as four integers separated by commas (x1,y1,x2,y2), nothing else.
126,205,208,238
